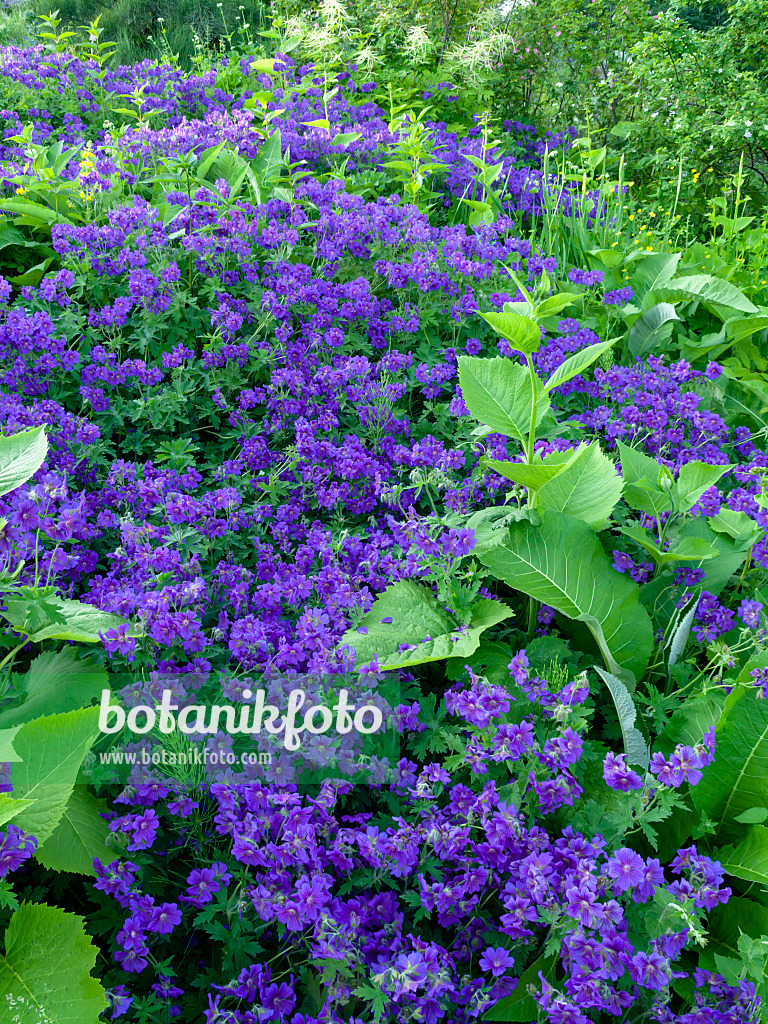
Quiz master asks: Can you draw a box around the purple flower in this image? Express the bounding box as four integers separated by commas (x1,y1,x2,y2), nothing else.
478,946,515,977
605,847,646,892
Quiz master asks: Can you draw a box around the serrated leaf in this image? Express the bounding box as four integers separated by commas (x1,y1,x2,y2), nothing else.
0,596,137,644
339,581,512,670
478,309,542,356
0,426,47,498
543,339,615,392
34,787,113,877
536,440,623,528
480,510,653,685
457,356,549,443
0,650,108,728
719,826,768,886
0,902,105,1023
594,666,649,768
633,251,682,294
0,794,33,828
693,687,768,842
671,461,734,512
9,707,100,846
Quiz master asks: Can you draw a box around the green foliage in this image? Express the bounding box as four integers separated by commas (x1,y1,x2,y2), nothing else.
0,902,105,1023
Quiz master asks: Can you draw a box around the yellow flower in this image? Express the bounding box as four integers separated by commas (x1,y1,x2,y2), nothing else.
15,186,25,195
629,214,634,220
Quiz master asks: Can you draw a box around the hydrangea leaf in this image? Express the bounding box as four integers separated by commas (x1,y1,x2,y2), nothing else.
0,902,105,1023
693,687,768,842
0,425,47,498
340,581,512,671
35,787,114,877
9,707,100,846
458,356,548,443
0,650,108,728
480,510,653,686
719,825,768,886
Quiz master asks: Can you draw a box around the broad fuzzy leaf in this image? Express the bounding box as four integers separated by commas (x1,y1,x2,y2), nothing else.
0,425,47,498
719,825,768,886
0,902,105,1023
480,510,653,685
339,581,512,671
543,339,615,392
457,356,549,443
35,787,114,877
0,650,108,728
0,596,137,644
627,302,679,358
663,273,757,314
478,309,542,357
536,441,623,528
632,252,682,294
10,707,100,846
693,687,768,842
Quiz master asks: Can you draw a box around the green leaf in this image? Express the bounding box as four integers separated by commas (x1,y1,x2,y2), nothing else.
0,425,47,498
482,953,557,1021
457,356,549,443
339,581,513,670
9,707,100,846
693,687,768,842
480,510,653,685
594,667,649,768
330,132,361,147
708,509,763,547
734,807,768,824
627,302,679,358
0,595,136,644
632,251,682,294
617,441,675,516
671,461,734,512
0,650,108,728
0,728,23,763
543,339,615,392
0,902,105,1023
536,441,623,528
462,506,541,557
35,787,114,876
483,448,576,490
534,293,577,318
719,825,768,886
663,274,758,314
0,794,33,828
0,199,66,226
478,309,542,357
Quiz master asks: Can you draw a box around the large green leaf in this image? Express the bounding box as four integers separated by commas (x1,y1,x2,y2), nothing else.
0,595,136,644
457,356,548,443
0,902,105,1023
671,461,734,512
693,687,768,842
0,425,47,497
483,953,557,1021
627,302,679,358
0,650,108,728
480,510,654,685
719,825,768,886
0,794,33,828
35,787,114,877
535,441,623,528
10,707,100,845
339,581,513,671
663,273,758,314
478,309,542,356
543,339,615,392
632,252,682,295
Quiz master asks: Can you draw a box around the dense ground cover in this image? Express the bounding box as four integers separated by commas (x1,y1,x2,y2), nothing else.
0,8,767,1024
